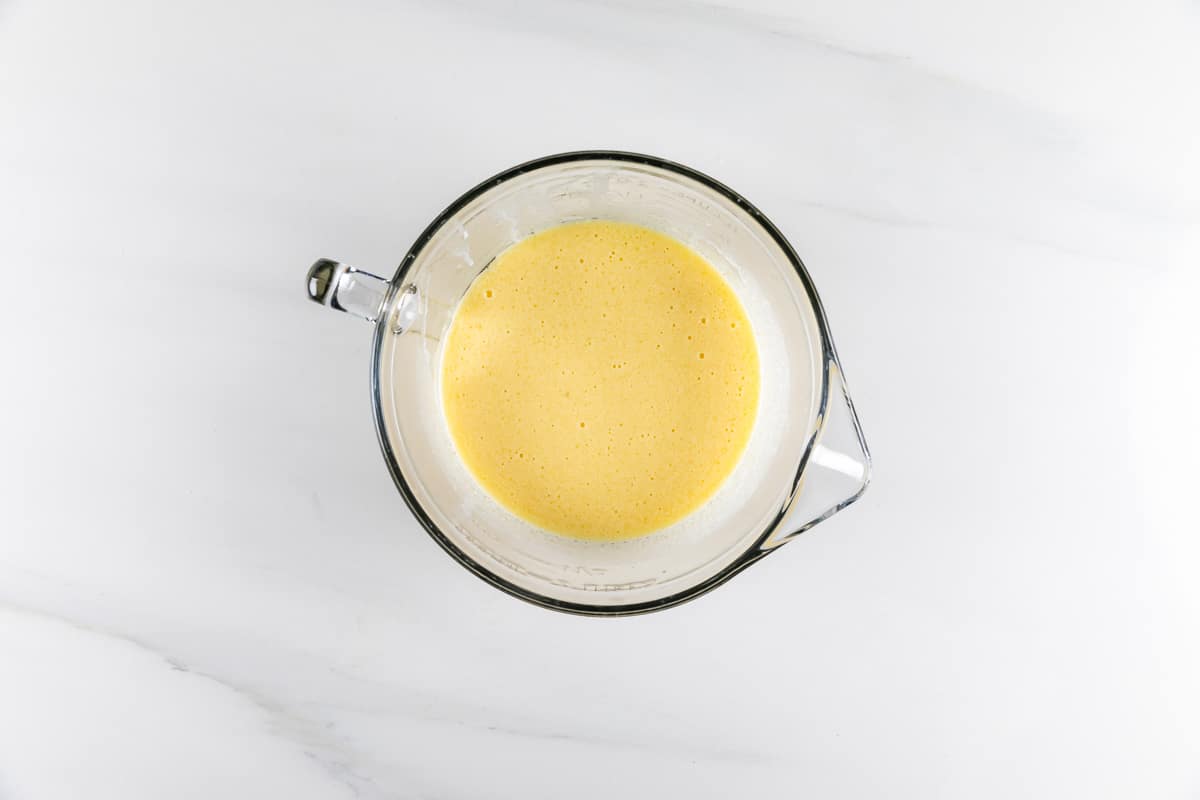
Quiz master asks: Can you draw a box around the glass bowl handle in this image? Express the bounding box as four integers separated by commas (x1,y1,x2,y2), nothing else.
764,356,871,549
306,258,391,323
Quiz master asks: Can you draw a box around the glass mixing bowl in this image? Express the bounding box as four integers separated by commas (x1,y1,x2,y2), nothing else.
305,151,870,615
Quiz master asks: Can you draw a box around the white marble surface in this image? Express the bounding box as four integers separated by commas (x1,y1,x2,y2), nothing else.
2,0,1199,796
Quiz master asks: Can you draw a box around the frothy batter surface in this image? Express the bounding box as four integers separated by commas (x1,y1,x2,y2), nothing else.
441,220,759,541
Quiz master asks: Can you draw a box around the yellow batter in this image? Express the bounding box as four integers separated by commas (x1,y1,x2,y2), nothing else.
441,220,759,540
